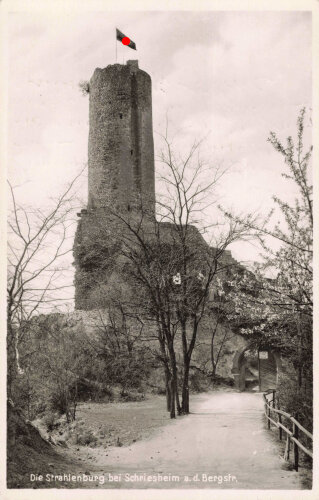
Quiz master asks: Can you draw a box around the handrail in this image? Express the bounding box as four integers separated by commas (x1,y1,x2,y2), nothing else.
263,390,313,471
290,417,313,440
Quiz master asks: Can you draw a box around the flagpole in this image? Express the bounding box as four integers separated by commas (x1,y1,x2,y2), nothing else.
115,28,117,63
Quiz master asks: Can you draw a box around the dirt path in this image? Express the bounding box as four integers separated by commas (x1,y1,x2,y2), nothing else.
62,391,303,489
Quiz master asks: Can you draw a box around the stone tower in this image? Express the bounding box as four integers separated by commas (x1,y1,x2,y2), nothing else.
74,61,156,309
88,60,155,213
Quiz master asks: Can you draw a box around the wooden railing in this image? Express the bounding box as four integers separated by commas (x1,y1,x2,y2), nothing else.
263,389,313,471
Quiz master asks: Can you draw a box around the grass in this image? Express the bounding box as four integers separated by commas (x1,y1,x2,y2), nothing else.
73,395,170,448
8,394,172,489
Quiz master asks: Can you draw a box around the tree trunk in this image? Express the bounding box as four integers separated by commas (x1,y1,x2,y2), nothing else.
211,363,217,381
171,351,181,415
180,320,189,414
166,385,171,412
164,366,171,412
7,322,17,401
167,340,179,418
174,371,181,415
211,334,214,367
169,376,176,419
157,326,172,412
181,358,190,414
211,335,217,380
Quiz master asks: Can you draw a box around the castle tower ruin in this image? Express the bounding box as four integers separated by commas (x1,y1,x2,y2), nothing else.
74,61,156,309
88,60,155,213
72,60,280,392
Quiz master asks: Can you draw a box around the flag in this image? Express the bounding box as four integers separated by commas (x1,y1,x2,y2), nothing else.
116,28,136,50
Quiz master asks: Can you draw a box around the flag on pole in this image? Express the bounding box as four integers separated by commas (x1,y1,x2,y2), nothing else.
116,28,137,50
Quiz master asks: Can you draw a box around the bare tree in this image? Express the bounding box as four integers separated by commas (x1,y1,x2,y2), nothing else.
7,170,84,397
105,214,183,418
101,133,251,416
157,132,254,413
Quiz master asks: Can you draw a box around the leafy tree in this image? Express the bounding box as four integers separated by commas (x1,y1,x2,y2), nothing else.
223,108,312,425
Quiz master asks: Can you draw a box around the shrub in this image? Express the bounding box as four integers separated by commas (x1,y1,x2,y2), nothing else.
75,429,98,447
276,370,313,458
277,371,312,432
42,411,59,432
189,369,210,393
120,390,145,402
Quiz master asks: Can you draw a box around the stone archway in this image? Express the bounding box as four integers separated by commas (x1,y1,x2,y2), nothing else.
231,347,281,392
231,349,247,391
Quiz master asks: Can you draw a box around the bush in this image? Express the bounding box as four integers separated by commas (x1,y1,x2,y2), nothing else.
212,375,234,387
188,369,210,393
42,411,59,432
276,370,313,457
75,429,98,447
120,390,145,402
99,387,114,402
277,373,312,429
155,386,166,395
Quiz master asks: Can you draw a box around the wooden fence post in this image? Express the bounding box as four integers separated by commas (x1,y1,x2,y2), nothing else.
268,404,271,429
277,394,282,440
278,414,282,440
293,422,299,471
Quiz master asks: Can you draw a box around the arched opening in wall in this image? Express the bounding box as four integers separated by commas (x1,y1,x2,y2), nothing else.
232,347,279,392
241,349,259,392
258,349,278,392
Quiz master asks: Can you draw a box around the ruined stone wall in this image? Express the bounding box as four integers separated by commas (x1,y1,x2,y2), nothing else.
88,61,155,213
74,208,210,310
73,208,120,310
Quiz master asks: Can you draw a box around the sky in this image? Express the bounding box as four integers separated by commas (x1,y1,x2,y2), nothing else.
7,9,312,273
